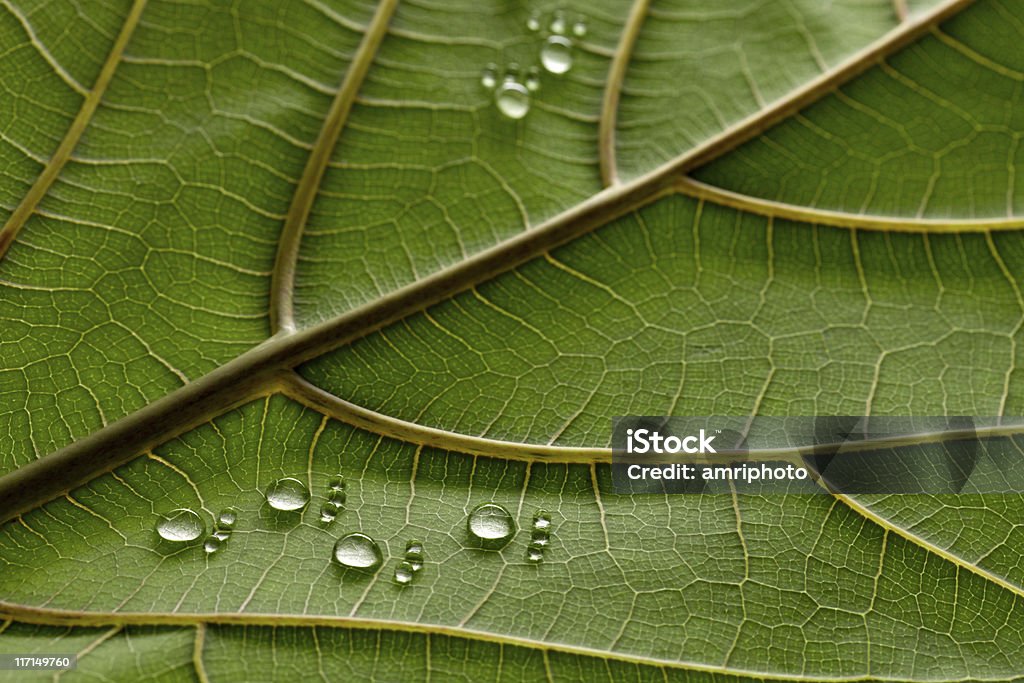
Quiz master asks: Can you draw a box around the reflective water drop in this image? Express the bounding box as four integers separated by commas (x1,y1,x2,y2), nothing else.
495,82,530,120
204,536,222,554
328,476,346,492
328,489,347,507
213,530,231,541
532,510,552,531
333,533,383,571
550,11,567,35
394,561,415,585
319,501,340,523
541,35,573,74
527,541,545,563
481,64,498,90
526,11,541,31
405,540,424,571
572,19,587,37
156,508,204,543
525,67,541,92
265,477,310,511
531,529,549,546
467,502,515,547
218,508,238,529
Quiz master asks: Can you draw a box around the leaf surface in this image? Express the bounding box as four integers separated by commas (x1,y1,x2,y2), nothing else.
3,0,1024,681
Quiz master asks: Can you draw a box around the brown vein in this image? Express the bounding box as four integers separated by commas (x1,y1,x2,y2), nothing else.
0,604,1001,682
675,176,1024,232
269,0,399,333
598,0,650,186
0,0,147,261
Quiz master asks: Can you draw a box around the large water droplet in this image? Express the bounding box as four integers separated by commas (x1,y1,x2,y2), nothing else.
265,478,310,511
541,35,573,75
495,82,530,120
481,64,498,90
218,508,238,529
156,508,204,543
467,503,515,547
333,533,383,571
204,536,222,554
405,539,424,571
394,561,415,585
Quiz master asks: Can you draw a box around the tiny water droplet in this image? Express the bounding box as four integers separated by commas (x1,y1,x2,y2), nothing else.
572,19,587,37
333,532,383,571
265,477,310,511
405,539,424,571
394,561,415,585
328,489,347,507
526,11,541,31
218,508,238,529
204,536,222,554
320,501,339,523
525,67,541,92
527,541,545,563
495,82,530,120
213,530,231,542
328,476,346,492
156,508,204,543
467,502,515,547
481,64,498,89
532,510,552,531
541,35,573,74
550,11,567,35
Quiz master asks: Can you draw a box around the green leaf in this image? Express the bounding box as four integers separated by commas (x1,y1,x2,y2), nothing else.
3,0,1024,680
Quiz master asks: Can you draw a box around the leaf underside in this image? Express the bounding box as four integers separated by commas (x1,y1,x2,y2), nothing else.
3,0,1024,681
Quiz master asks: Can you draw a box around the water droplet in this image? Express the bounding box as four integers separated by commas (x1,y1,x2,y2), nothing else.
531,529,549,546
156,508,204,543
333,533,383,571
405,540,424,571
495,82,530,120
527,541,545,563
328,489,346,507
467,502,515,547
550,11,567,35
532,510,552,531
319,501,340,523
541,35,573,75
481,64,498,90
572,19,587,37
394,561,415,585
328,476,346,492
213,530,231,541
526,11,541,31
265,477,310,511
204,536,222,554
217,508,237,529
525,67,541,92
